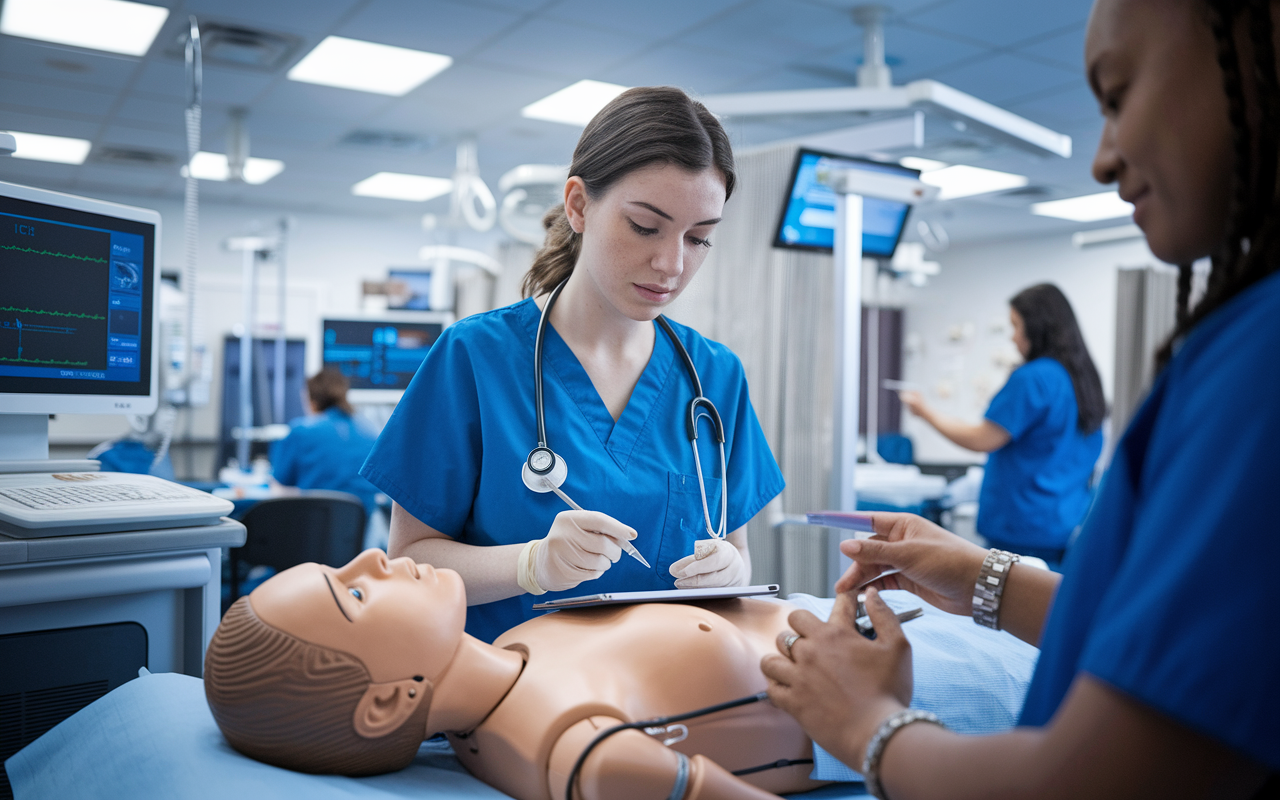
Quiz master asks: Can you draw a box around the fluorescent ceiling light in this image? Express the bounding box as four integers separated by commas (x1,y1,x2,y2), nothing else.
919,164,1028,200
288,36,452,96
1032,191,1134,222
9,131,91,164
0,0,168,57
899,156,947,172
353,172,453,202
522,80,629,126
181,152,285,184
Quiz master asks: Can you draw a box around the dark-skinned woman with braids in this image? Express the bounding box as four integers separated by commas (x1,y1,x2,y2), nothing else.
762,1,1279,798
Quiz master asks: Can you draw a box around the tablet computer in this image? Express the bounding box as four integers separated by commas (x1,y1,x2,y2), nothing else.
531,584,781,610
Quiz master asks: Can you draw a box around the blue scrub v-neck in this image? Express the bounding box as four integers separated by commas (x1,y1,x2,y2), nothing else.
533,311,677,473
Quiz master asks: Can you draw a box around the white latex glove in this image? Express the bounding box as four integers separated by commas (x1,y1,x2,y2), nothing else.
668,538,750,589
517,510,636,595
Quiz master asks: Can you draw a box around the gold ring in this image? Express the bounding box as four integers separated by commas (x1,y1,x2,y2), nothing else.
782,632,800,659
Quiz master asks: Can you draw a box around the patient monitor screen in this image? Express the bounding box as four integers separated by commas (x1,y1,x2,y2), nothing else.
0,194,154,396
773,148,917,259
322,319,443,391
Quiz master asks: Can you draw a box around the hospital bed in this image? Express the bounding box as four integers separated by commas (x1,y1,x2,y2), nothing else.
5,593,1037,800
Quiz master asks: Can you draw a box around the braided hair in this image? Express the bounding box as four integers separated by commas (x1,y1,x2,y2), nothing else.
1159,0,1280,365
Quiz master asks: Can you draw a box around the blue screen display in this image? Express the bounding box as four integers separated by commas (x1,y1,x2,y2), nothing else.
774,150,917,258
322,319,443,391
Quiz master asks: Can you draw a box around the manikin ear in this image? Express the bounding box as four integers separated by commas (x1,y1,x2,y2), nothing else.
563,176,588,234
352,678,427,739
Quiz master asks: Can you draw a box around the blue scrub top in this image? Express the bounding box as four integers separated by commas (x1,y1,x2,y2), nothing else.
361,298,785,643
978,357,1102,551
1020,271,1280,771
271,407,380,516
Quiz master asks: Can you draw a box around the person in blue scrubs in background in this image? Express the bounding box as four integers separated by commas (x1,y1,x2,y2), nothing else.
764,0,1278,796
361,87,784,643
272,367,379,519
900,284,1105,569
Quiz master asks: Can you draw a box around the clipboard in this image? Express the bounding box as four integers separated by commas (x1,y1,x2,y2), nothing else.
531,584,781,610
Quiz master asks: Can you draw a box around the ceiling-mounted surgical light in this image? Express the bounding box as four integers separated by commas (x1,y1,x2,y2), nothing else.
522,80,629,126
353,172,453,202
1032,191,1134,222
8,131,91,164
288,36,452,96
182,151,284,184
0,0,169,56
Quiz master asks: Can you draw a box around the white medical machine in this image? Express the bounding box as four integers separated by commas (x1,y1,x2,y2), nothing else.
0,180,244,792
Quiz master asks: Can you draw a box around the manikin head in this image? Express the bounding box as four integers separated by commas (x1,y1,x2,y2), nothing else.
204,550,467,775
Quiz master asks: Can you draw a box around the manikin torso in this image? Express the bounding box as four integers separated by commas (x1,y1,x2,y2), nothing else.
448,598,822,800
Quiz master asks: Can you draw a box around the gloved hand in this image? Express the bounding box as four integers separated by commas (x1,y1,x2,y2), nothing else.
517,510,637,595
669,539,749,589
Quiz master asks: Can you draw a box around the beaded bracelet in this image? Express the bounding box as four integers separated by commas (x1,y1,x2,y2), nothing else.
862,708,946,800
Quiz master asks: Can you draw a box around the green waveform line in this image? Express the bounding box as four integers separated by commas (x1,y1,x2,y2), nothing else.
0,305,105,320
0,356,90,367
0,243,107,263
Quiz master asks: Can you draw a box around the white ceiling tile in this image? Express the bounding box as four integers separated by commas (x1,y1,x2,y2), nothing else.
600,44,770,96
0,36,141,90
468,18,649,79
901,0,1092,48
0,76,118,118
545,0,743,39
928,52,1077,106
338,0,524,56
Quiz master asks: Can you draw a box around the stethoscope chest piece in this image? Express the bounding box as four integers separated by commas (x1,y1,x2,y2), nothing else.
523,447,568,492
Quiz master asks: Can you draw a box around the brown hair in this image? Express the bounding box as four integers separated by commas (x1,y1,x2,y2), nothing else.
204,597,430,776
307,367,353,416
1158,0,1280,366
521,86,737,298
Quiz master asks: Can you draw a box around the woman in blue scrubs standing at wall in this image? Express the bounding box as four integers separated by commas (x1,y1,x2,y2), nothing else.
361,87,784,643
900,285,1104,568
765,0,1278,795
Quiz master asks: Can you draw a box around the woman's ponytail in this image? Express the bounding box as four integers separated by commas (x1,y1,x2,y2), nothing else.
521,204,580,298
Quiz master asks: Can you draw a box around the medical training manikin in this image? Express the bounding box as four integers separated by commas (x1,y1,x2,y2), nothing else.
204,549,827,800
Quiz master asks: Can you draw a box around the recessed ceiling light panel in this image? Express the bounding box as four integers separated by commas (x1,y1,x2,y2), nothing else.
8,131,92,164
0,0,169,57
181,152,285,184
288,36,452,96
1031,191,1134,222
352,172,452,202
918,164,1029,200
522,80,629,126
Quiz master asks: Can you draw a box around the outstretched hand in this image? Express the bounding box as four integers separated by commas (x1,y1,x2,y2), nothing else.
834,512,988,617
762,588,911,768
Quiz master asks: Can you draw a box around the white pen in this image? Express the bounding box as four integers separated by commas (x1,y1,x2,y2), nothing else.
544,479,651,568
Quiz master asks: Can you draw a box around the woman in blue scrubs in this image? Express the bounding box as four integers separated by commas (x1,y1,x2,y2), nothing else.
763,0,1279,795
901,284,1105,568
361,87,783,643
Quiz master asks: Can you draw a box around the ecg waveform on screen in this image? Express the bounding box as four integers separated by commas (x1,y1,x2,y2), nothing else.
0,244,108,263
0,305,106,320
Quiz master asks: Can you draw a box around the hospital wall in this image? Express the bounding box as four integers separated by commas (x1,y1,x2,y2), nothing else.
899,232,1158,465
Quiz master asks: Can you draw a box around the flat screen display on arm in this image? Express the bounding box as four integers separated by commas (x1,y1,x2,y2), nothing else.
773,148,919,259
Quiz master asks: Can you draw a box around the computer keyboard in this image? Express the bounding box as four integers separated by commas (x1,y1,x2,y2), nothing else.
0,472,235,538
0,482,195,509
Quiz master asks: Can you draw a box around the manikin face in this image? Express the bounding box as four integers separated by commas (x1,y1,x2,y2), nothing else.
1086,0,1235,264
566,163,726,321
249,549,467,685
1009,307,1031,359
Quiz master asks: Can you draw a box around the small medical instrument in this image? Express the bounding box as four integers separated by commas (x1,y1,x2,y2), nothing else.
543,477,650,568
531,583,779,610
523,280,729,541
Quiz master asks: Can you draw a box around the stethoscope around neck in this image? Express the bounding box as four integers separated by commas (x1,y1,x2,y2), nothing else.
521,279,729,540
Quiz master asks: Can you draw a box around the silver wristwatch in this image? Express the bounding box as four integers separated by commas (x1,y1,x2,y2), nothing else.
972,548,1020,629
862,708,945,800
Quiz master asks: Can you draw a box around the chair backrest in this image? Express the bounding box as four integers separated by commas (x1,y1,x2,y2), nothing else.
228,491,367,605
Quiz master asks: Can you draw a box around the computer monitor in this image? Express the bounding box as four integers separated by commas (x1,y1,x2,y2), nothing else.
0,181,159,418
773,148,919,259
385,268,435,311
321,315,450,403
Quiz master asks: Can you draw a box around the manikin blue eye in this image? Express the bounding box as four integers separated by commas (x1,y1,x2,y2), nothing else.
349,587,364,601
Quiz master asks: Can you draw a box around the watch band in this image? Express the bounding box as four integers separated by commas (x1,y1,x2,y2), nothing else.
862,708,945,800
972,548,1020,630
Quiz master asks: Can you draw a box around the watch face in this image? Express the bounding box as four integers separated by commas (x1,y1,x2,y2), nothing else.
530,450,553,472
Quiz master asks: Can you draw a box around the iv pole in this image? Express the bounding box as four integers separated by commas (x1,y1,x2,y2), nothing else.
824,168,938,588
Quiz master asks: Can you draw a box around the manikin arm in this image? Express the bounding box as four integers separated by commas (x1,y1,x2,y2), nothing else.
548,716,781,800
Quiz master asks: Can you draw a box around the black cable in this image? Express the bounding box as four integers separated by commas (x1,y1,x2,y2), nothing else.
564,691,767,800
732,758,814,777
